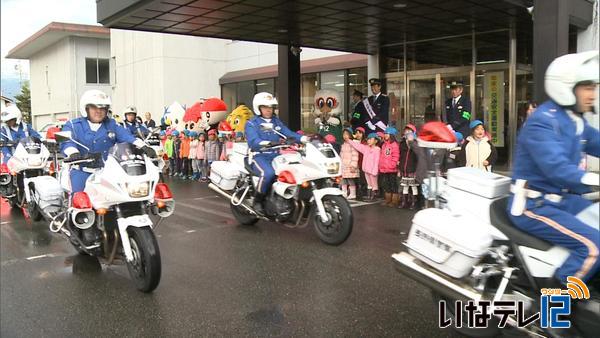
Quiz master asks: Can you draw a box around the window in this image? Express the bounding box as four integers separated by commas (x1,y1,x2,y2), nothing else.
86,58,110,84
237,80,255,108
301,73,318,131
255,78,275,97
222,83,237,111
347,67,368,121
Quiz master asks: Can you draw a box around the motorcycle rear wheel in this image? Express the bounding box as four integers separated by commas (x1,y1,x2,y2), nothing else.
230,202,259,226
313,195,353,245
126,227,161,293
27,188,43,221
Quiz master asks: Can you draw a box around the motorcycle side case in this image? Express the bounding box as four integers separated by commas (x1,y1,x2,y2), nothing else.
28,176,64,209
447,167,511,199
210,161,240,191
406,208,493,278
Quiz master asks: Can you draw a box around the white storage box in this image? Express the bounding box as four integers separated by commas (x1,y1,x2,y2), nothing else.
209,161,240,191
28,176,64,209
406,208,493,278
447,167,510,199
444,186,504,226
232,142,248,155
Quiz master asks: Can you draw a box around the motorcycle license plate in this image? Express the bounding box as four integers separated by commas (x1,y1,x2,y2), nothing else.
117,214,153,228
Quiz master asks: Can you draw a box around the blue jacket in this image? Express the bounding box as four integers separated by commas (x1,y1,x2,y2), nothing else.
60,117,136,161
512,100,600,194
123,120,149,138
1,123,41,163
245,116,301,152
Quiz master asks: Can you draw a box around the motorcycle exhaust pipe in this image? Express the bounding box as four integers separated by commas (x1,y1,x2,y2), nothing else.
71,209,95,229
392,252,482,302
208,183,258,216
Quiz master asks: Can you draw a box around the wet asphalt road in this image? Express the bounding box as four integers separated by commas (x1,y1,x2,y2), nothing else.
1,178,462,338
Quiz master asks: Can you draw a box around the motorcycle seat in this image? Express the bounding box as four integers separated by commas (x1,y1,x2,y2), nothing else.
490,197,553,251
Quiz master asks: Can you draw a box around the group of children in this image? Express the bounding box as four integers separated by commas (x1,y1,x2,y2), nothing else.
161,118,497,210
337,119,497,209
162,129,246,181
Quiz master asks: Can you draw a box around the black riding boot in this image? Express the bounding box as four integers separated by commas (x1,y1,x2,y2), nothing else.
253,192,266,216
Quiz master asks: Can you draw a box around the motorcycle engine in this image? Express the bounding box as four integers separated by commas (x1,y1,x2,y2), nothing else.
265,195,294,221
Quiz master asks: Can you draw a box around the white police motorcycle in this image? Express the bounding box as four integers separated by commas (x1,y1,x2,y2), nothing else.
51,131,175,292
0,136,62,221
208,124,353,245
391,134,599,337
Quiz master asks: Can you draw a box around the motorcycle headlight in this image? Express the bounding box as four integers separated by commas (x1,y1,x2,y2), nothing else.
27,158,43,166
126,182,150,198
323,162,340,175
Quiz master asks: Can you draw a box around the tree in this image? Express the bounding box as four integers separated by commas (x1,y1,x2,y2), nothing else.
14,81,31,123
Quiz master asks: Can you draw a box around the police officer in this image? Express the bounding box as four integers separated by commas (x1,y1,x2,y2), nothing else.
508,51,599,286
245,92,308,214
362,78,389,133
1,105,41,164
443,81,472,137
61,90,155,193
123,105,149,138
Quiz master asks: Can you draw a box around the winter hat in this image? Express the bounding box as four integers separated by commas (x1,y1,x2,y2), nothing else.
189,131,198,138
171,130,180,137
324,134,337,144
343,127,353,134
208,129,217,136
470,120,484,130
454,131,464,143
376,131,385,139
367,132,380,140
235,131,244,138
355,126,366,134
159,130,166,137
385,126,398,135
404,124,417,133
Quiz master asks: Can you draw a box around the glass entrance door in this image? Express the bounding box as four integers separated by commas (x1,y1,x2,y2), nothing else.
408,77,436,128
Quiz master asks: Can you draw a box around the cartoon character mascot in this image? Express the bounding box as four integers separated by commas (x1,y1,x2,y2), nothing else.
226,104,254,136
183,98,228,133
314,89,343,142
161,101,186,131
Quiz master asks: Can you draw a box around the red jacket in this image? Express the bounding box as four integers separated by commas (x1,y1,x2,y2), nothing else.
379,140,399,173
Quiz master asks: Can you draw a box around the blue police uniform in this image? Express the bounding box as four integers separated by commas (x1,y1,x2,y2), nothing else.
444,95,472,137
1,123,41,163
61,117,136,192
123,120,149,138
245,116,301,194
507,100,600,283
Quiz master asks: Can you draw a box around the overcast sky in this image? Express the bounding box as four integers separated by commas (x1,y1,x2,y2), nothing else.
1,0,98,79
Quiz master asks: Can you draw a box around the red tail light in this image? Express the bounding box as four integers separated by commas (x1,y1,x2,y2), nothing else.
278,170,296,184
72,192,92,209
45,126,61,140
155,183,173,199
0,163,9,174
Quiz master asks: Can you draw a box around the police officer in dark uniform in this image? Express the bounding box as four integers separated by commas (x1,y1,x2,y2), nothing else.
361,78,389,133
443,81,472,137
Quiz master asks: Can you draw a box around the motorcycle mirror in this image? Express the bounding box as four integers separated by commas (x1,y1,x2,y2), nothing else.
260,123,274,131
53,131,73,143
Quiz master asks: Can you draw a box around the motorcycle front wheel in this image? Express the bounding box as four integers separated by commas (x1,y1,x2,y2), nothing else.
126,227,161,293
230,202,259,226
313,195,353,245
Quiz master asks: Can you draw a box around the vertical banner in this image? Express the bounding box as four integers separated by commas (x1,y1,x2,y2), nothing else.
484,72,505,147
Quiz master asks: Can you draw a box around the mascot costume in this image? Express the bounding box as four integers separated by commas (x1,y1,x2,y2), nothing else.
161,101,186,131
225,104,253,136
183,98,228,133
314,89,343,143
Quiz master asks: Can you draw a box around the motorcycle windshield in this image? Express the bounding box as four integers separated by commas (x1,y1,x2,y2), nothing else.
18,136,42,155
108,143,146,176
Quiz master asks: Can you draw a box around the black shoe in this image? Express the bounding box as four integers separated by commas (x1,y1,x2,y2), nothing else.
253,193,266,216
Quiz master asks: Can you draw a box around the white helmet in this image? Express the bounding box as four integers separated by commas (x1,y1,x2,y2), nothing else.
545,50,599,106
123,105,137,116
1,105,22,124
252,92,278,115
79,89,111,118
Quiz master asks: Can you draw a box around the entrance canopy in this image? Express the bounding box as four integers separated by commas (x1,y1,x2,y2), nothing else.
97,0,533,60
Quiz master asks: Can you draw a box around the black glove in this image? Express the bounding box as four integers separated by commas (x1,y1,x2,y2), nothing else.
142,146,157,158
64,152,82,163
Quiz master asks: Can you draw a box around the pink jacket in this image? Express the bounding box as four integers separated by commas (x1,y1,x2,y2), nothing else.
348,141,380,176
196,141,206,160
340,142,360,178
379,140,399,173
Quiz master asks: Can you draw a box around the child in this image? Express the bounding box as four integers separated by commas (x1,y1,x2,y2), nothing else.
189,131,199,179
398,124,420,210
235,132,245,142
353,127,367,200
205,129,221,176
179,131,191,179
379,126,400,207
458,120,497,171
173,131,182,176
220,132,234,161
340,128,360,200
164,132,174,177
324,134,340,154
196,132,208,181
348,133,381,201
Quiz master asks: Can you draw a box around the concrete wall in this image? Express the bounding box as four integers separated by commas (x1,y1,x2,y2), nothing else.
29,37,73,129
